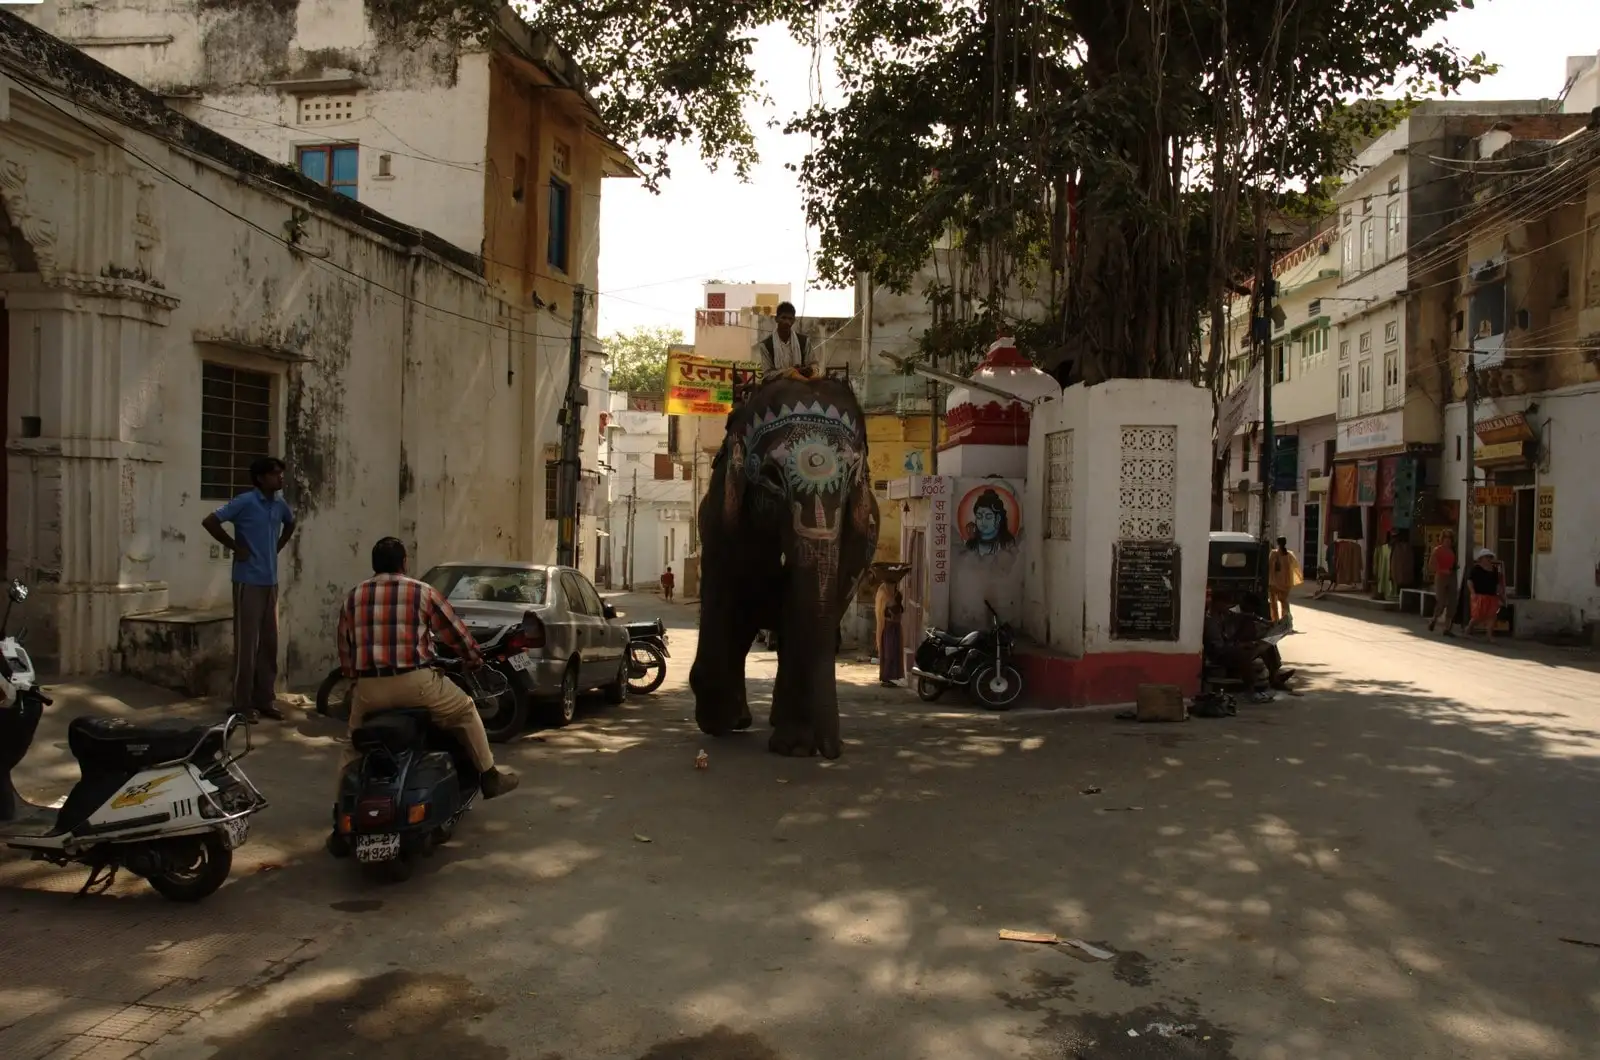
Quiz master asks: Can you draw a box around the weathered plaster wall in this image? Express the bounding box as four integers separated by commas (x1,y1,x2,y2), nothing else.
1,53,544,682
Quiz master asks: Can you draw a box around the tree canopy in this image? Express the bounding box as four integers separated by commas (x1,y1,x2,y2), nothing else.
792,0,1493,384
603,325,683,395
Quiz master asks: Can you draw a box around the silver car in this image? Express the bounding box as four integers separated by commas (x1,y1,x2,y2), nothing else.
420,562,631,729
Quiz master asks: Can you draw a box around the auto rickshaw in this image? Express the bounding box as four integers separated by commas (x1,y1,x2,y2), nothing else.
1208,531,1270,619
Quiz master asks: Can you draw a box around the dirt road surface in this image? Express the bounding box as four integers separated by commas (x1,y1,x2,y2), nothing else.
2,597,1597,1059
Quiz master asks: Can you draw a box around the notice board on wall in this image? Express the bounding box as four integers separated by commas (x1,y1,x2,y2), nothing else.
1111,541,1181,641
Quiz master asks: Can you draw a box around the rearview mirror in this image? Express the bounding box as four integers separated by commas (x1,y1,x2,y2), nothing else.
602,603,618,620
8,580,29,603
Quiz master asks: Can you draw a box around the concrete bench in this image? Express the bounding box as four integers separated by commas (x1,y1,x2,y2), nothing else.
1399,587,1436,616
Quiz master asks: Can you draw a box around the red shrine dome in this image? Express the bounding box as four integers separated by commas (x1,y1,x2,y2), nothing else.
941,334,1060,450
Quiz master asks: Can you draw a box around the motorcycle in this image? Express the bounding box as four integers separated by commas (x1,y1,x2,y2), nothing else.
909,600,1025,710
0,580,267,901
316,622,532,742
624,618,670,695
326,658,511,881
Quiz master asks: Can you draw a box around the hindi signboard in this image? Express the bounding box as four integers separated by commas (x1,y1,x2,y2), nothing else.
1111,541,1181,641
665,351,763,417
1535,486,1554,553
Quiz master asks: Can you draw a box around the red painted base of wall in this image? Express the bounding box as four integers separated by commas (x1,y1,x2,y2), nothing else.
1014,649,1201,708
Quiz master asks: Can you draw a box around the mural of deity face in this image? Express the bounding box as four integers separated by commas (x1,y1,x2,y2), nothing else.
961,485,1019,557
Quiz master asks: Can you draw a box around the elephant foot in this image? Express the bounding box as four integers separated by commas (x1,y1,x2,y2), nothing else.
768,727,818,757
733,712,753,731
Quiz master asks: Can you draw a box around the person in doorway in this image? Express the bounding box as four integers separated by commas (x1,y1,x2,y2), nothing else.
753,302,811,376
335,537,519,801
1427,529,1459,637
1466,547,1506,643
202,457,295,723
879,591,906,688
1266,537,1303,622
660,566,675,602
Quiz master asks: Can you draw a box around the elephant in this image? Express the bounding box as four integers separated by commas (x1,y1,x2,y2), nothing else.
690,373,879,759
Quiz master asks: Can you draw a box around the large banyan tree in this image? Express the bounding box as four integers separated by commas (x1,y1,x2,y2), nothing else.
391,0,1490,383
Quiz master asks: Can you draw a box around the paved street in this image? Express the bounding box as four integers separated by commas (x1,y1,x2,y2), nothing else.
3,595,1598,1059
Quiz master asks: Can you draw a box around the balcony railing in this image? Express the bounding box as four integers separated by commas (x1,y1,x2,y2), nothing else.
695,309,743,328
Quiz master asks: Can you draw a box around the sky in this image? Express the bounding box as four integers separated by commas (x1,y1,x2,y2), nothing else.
594,0,1600,340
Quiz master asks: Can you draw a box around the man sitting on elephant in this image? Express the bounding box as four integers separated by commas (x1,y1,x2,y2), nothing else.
690,372,878,759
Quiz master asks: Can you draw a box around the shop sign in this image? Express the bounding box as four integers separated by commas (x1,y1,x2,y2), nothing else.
1475,485,1514,506
1536,486,1554,553
1475,411,1536,446
664,351,763,416
1338,410,1404,455
1475,440,1528,465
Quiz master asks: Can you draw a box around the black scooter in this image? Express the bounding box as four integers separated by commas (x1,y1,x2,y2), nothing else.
326,660,511,882
909,600,1024,710
625,618,670,695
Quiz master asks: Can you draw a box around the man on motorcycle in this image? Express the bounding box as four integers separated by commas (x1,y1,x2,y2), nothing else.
334,537,520,800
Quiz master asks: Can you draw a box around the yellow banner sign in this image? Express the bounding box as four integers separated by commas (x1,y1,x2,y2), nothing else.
1535,485,1554,553
665,351,763,417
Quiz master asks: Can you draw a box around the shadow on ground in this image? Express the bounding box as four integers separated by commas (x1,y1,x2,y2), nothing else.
3,601,1598,1059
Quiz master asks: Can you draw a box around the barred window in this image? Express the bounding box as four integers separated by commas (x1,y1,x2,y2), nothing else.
201,363,272,500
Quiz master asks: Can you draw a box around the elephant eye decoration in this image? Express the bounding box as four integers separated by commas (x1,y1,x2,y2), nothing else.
784,435,850,495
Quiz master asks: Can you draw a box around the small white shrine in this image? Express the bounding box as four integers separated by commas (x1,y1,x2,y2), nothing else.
889,333,1214,707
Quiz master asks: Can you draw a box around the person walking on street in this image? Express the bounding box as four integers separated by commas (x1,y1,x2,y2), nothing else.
1266,537,1302,623
202,457,295,723
1466,548,1506,643
879,591,905,687
335,537,519,800
1427,530,1459,636
660,566,675,602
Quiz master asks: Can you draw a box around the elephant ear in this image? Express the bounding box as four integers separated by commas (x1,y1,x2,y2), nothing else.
723,438,747,524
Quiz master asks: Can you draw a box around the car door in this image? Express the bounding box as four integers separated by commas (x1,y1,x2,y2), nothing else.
572,573,622,668
558,570,600,684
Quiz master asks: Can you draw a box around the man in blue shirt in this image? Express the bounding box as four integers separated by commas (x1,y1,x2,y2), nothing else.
202,457,297,722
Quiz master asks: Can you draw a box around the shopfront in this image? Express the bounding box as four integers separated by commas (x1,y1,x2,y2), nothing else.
1472,412,1540,600
1330,410,1436,593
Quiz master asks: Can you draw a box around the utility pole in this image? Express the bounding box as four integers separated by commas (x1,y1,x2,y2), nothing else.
1258,274,1276,545
927,376,940,475
556,284,587,567
1461,347,1478,626
626,468,638,592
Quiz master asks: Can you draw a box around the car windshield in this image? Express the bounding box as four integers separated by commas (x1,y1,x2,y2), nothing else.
422,566,548,606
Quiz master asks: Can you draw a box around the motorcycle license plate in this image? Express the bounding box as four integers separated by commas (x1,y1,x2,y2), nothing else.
222,817,250,849
508,651,534,672
355,833,401,862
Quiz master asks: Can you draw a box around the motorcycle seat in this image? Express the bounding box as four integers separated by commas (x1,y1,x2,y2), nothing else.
67,716,217,772
350,708,433,754
625,619,664,639
931,630,982,648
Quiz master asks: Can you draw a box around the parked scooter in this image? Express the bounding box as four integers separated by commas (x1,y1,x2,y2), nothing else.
0,580,268,901
625,617,670,695
909,600,1024,710
316,623,531,742
326,658,512,882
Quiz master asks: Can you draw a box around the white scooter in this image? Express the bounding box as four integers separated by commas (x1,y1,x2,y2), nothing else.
0,580,269,901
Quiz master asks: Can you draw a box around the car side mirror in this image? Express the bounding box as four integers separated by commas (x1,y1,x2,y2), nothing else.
8,581,29,603
602,603,618,620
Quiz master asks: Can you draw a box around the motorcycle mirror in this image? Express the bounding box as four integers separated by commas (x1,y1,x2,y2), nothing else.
8,581,29,603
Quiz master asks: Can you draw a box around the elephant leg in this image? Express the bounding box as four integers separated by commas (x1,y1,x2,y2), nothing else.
768,601,842,760
691,563,752,737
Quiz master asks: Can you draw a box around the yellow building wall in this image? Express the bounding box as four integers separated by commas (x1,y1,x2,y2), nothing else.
866,413,944,563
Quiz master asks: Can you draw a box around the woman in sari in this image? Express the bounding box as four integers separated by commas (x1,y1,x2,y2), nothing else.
879,592,905,687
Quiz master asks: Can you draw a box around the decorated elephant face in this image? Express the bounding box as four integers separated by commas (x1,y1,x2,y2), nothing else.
735,401,864,543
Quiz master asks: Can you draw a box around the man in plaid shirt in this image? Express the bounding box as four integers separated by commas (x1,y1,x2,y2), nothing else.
335,537,519,798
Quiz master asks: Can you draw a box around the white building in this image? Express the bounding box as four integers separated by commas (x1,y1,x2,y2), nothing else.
1206,227,1341,560
1565,52,1600,114
1325,101,1581,588
603,399,692,591
0,12,617,686
14,0,637,582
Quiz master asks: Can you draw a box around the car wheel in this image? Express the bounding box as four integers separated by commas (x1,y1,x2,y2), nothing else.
603,652,629,705
546,661,579,727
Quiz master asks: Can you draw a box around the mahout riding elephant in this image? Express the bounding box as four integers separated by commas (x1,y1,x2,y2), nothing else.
690,372,878,758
